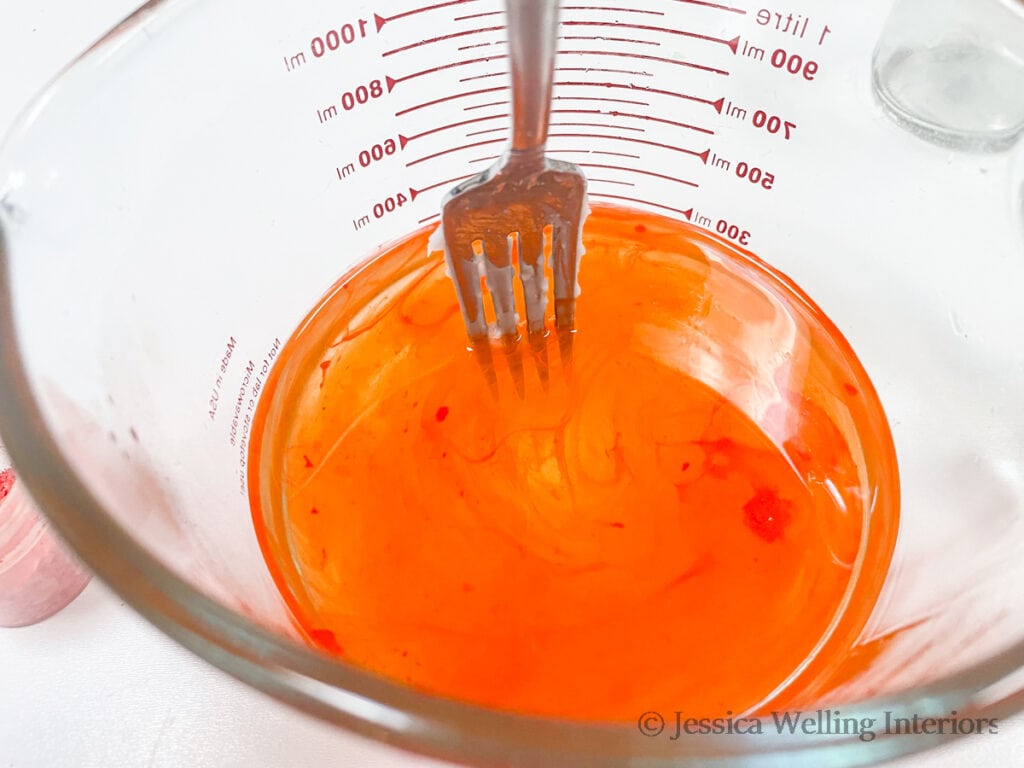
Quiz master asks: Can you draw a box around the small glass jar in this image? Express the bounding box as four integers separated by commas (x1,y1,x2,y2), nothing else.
0,454,91,627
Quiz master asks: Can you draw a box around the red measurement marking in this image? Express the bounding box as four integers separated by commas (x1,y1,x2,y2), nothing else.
396,85,508,116
411,174,477,196
672,0,747,14
468,154,502,164
407,138,507,167
577,162,700,188
454,10,502,21
562,5,665,14
606,110,715,135
460,71,507,83
556,80,724,112
458,41,503,51
553,94,651,108
559,48,729,76
555,148,641,159
375,0,478,32
561,35,660,47
589,177,636,187
562,21,740,53
589,192,694,220
382,25,503,57
465,127,507,137
550,121,645,132
390,54,510,89
555,66,654,77
418,213,442,225
464,99,509,111
402,113,508,143
548,134,708,162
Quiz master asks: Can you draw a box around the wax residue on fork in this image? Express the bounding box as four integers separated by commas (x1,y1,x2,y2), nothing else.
248,205,898,722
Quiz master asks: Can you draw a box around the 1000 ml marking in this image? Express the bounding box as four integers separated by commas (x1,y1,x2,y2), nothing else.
283,18,373,71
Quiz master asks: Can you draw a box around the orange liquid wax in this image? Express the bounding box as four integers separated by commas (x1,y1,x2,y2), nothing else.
249,205,899,721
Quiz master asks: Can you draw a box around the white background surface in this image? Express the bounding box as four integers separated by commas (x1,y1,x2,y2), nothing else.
0,1,1021,766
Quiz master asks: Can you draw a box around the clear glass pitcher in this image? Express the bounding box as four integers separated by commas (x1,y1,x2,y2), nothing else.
0,0,1022,765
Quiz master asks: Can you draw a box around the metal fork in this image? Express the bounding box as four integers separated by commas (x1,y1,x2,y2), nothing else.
440,0,587,392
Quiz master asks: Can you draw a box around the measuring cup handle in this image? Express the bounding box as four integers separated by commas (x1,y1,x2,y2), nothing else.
506,0,560,158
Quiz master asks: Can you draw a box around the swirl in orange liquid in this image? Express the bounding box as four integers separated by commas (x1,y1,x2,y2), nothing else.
249,205,899,721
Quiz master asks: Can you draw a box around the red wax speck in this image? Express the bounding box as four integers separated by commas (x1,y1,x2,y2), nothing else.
610,522,625,529
742,488,793,543
310,628,343,654
436,406,449,422
634,224,647,233
311,507,319,515
303,454,314,468
0,469,14,503
681,462,691,471
319,360,331,389
843,383,859,396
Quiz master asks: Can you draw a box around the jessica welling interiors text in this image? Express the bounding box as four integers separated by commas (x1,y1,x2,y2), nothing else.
637,709,1000,743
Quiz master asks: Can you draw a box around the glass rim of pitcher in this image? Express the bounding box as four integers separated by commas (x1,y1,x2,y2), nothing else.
1,1,1023,764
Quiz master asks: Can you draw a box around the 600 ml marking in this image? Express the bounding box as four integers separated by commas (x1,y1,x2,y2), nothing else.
337,137,406,181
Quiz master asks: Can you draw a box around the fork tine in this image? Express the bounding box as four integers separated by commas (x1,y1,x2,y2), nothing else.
481,235,519,342
552,223,581,365
517,229,547,336
528,330,550,390
445,248,489,341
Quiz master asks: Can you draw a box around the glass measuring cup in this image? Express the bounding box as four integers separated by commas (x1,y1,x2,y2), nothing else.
0,0,1022,765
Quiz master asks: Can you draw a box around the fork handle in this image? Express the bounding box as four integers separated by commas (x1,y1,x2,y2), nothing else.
506,0,560,160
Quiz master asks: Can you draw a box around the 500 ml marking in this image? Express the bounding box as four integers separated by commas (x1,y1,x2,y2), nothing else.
283,18,372,71
692,211,751,246
337,137,406,181
352,189,414,230
710,153,776,190
318,79,386,124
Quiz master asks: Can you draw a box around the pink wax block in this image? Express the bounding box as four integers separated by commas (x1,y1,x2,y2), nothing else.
0,468,91,627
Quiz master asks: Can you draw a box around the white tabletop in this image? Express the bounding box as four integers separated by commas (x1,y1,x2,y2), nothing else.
0,2,1020,766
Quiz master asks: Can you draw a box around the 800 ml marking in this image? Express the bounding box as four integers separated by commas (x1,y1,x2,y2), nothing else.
319,79,387,124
